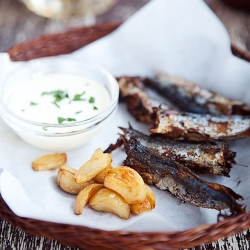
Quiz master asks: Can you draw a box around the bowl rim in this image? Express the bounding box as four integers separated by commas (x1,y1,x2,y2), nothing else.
0,57,119,128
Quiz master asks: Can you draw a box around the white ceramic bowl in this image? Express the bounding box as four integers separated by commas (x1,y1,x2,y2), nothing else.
0,57,119,151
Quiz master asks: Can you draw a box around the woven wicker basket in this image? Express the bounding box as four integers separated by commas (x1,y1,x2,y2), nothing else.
2,23,250,250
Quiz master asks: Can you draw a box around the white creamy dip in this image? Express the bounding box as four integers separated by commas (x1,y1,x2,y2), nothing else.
8,74,110,125
0,58,119,151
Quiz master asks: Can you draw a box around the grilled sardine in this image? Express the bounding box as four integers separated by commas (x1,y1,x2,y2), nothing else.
110,126,235,176
150,108,250,141
145,71,250,115
122,136,244,215
118,76,169,123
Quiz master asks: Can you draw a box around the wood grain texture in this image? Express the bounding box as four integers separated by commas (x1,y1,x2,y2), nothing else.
0,219,78,250
206,0,250,61
1,0,250,249
0,0,149,52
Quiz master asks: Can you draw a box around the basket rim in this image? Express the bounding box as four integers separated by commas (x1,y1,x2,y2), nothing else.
1,193,250,249
2,22,250,249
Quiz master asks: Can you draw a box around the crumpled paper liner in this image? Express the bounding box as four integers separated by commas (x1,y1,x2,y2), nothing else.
0,0,250,231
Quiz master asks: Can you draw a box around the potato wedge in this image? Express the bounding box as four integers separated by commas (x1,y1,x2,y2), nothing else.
94,165,112,184
57,167,95,194
104,166,146,204
75,153,112,184
32,153,67,171
75,183,103,215
130,198,152,215
59,165,77,175
145,184,156,209
90,148,104,160
89,188,130,219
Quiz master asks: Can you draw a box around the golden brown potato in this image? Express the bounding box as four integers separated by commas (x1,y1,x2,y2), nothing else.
145,184,156,209
32,153,67,171
94,165,112,184
130,198,152,215
59,165,77,175
104,166,146,204
89,188,130,219
75,184,103,215
90,148,104,160
75,153,112,184
57,166,95,194
129,185,156,215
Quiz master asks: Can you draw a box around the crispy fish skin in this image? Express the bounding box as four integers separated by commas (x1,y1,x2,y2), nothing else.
123,136,244,215
145,71,250,115
117,76,146,99
118,126,235,177
150,108,250,141
117,77,169,123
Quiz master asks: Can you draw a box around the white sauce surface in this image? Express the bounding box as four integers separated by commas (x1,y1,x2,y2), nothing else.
8,74,110,124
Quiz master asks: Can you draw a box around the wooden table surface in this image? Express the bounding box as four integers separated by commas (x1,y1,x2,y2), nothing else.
1,0,250,249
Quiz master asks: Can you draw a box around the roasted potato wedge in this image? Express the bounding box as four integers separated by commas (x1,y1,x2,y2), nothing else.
94,165,112,184
130,198,152,215
75,183,103,215
145,184,156,209
89,188,130,219
32,153,67,171
104,166,146,204
90,148,104,160
57,166,95,194
59,165,77,175
75,153,112,184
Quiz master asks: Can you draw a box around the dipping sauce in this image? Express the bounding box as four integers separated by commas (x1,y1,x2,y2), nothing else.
0,58,119,151
8,74,111,125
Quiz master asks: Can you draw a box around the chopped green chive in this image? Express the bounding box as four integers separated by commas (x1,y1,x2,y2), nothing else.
67,118,76,122
58,117,76,124
75,110,82,115
72,91,86,101
89,97,95,103
30,102,37,105
52,101,60,108
21,109,25,112
58,117,65,124
42,90,69,108
42,127,48,131
42,90,68,101
93,106,98,110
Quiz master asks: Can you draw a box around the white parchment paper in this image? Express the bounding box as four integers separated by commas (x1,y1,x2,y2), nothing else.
1,0,250,232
